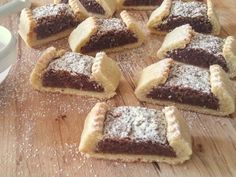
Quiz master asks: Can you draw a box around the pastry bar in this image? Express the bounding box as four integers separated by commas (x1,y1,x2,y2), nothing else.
135,59,235,116
18,1,88,47
157,24,236,78
69,10,145,54
147,0,220,35
117,0,163,10
54,0,116,18
30,47,121,99
79,102,192,164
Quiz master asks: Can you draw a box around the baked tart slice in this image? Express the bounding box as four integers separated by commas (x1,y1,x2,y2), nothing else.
117,0,163,10
30,47,121,99
79,102,192,164
18,1,88,47
147,0,220,35
135,59,235,116
69,10,145,54
157,24,236,78
54,0,116,18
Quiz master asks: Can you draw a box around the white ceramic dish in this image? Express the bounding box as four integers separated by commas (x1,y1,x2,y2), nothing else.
0,26,17,84
0,0,31,84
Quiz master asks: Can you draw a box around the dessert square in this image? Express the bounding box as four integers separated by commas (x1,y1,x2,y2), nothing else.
157,25,236,78
79,102,192,164
69,10,145,54
18,1,88,47
30,47,121,99
147,0,220,35
135,59,235,116
54,0,117,18
117,0,163,10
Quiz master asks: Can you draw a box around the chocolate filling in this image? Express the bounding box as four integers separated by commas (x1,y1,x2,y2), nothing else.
96,106,176,157
32,4,78,39
79,0,105,14
123,0,163,6
81,18,138,53
42,52,104,92
147,63,219,110
157,1,212,33
166,33,228,72
59,0,68,3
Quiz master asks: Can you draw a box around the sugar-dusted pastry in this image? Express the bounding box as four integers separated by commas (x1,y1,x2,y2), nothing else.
147,0,220,35
79,102,192,164
135,59,235,116
157,24,236,78
54,0,116,18
18,1,88,47
69,10,145,54
117,0,163,10
30,47,121,99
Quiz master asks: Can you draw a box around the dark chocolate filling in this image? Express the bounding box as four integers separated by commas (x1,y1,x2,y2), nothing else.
42,69,104,92
157,1,213,33
166,48,228,72
81,18,138,53
33,4,78,39
79,0,105,14
147,63,219,110
96,138,176,157
123,0,163,6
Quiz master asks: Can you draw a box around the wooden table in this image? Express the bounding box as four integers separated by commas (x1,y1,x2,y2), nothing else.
0,0,236,176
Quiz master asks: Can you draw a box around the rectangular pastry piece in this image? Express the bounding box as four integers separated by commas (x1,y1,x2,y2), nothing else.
157,24,236,78
79,102,192,164
147,0,220,35
69,10,145,54
18,1,88,47
135,59,235,116
117,0,163,10
30,47,121,99
54,0,116,18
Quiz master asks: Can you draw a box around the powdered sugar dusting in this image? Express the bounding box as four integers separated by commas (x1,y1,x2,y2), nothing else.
188,33,225,55
46,52,94,76
103,106,167,144
171,1,208,18
32,4,73,20
166,63,211,93
97,18,128,32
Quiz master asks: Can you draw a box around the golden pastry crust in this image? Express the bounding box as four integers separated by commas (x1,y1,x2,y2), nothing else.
135,58,173,100
223,36,236,78
157,24,194,59
69,0,89,20
18,2,88,47
207,0,221,35
210,65,235,115
147,0,221,35
79,102,192,164
147,0,171,35
30,47,121,99
69,10,145,54
117,0,159,10
135,59,235,116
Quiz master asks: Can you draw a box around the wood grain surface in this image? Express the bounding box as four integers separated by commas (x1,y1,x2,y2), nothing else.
0,0,236,177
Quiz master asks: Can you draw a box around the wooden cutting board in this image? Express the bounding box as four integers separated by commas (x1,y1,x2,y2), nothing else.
0,0,236,176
